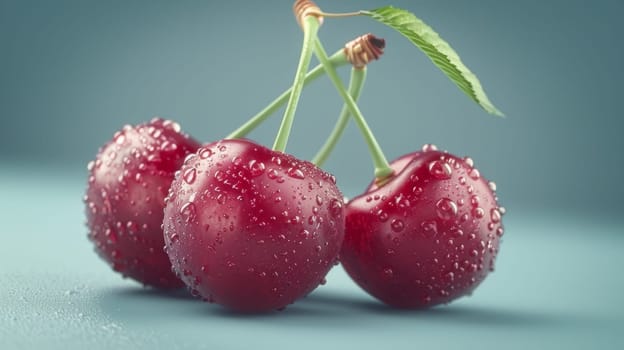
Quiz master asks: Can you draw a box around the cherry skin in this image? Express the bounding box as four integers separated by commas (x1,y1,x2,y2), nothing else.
85,118,201,288
340,145,504,308
163,138,345,312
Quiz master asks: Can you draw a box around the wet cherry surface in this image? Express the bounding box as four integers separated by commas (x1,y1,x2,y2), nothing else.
340,145,505,308
163,138,345,312
85,118,201,288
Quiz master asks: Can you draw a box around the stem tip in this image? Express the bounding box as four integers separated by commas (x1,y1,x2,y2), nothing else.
293,0,324,28
344,33,386,69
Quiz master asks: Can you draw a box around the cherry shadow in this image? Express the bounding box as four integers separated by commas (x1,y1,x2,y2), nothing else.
299,291,581,328
97,285,580,331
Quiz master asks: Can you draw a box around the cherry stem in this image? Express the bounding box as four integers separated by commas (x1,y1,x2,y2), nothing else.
272,16,320,152
312,67,366,167
226,51,348,140
312,37,393,181
311,10,364,18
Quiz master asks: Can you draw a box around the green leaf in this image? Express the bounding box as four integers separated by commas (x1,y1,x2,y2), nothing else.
362,6,504,117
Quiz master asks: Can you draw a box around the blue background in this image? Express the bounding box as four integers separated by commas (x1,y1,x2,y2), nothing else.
1,1,623,349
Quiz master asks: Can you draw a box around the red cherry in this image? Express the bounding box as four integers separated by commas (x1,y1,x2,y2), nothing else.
85,118,201,288
163,139,345,312
340,146,504,308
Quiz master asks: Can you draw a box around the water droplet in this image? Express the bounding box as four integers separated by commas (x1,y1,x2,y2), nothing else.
464,157,474,168
472,207,485,219
449,226,464,237
229,156,242,166
287,167,305,179
114,133,126,145
216,194,226,205
183,168,197,184
107,150,117,160
422,144,438,152
147,154,161,163
161,120,180,132
180,202,196,222
267,169,278,180
435,198,458,220
490,208,502,223
445,271,455,282
488,181,497,192
248,160,266,177
160,141,178,152
412,186,423,195
469,168,480,180
499,206,507,215
383,267,394,278
87,161,95,171
214,170,225,182
496,227,505,237
459,176,466,185
421,220,438,238
105,228,117,243
428,160,452,179
329,198,343,217
390,219,405,232
377,210,389,222
315,195,323,206
299,229,310,239
199,148,214,159
126,221,138,234
470,195,480,207
169,233,179,243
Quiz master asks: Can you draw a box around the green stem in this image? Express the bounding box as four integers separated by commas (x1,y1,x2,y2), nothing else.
312,67,367,167
272,16,320,152
312,37,393,181
225,51,348,140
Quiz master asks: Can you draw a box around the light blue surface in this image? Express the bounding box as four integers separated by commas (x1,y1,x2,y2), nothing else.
1,167,623,350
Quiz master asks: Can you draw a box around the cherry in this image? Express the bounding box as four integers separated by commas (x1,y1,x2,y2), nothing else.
85,118,201,288
162,138,345,312
340,145,504,308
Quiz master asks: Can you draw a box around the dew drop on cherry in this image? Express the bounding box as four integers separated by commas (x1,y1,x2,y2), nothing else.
472,207,485,219
470,195,480,207
287,167,305,179
248,160,266,177
199,148,214,159
180,202,197,222
490,208,502,223
428,160,452,179
183,168,197,184
488,181,497,192
469,168,480,180
496,227,505,237
435,198,458,220
422,144,438,152
391,219,405,233
420,220,438,238
329,198,343,217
